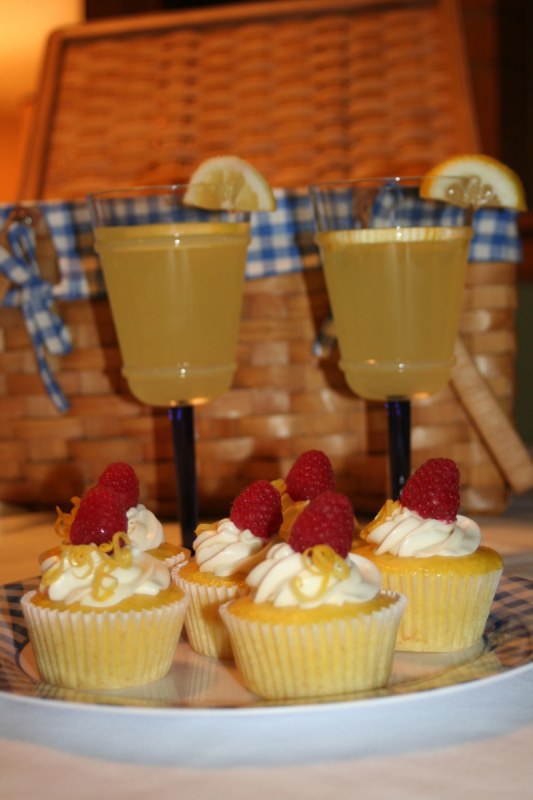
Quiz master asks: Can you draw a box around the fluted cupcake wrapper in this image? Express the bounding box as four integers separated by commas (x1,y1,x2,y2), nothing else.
381,569,503,652
220,592,406,701
172,573,248,659
21,591,188,690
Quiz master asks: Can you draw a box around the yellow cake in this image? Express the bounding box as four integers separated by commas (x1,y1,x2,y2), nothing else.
355,459,503,652
21,462,188,689
353,539,502,652
173,479,283,659
221,578,404,700
221,490,406,700
22,534,188,690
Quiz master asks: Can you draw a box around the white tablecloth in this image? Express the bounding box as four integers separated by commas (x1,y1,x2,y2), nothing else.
2,505,533,799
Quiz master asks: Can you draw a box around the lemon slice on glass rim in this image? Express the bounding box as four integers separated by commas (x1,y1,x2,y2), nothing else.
183,155,276,212
420,153,527,211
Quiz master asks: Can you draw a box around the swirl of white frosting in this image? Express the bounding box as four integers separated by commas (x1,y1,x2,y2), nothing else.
40,542,170,608
126,504,164,551
366,504,481,557
194,518,268,577
246,541,381,608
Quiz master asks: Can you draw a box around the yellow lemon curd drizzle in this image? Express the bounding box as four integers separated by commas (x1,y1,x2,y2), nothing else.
290,545,350,602
41,532,134,603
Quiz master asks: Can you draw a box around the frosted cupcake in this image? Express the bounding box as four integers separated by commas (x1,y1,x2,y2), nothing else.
354,458,503,652
172,479,282,659
21,464,188,690
220,490,405,700
53,462,190,570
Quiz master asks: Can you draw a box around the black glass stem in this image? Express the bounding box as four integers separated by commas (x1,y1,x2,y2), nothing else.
386,399,411,500
169,405,198,550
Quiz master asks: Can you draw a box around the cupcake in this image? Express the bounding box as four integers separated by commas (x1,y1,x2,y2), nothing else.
52,462,190,570
172,479,282,659
21,464,188,690
353,458,503,652
220,490,405,700
273,449,337,539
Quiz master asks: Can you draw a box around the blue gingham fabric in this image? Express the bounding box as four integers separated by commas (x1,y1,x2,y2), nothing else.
0,214,73,411
0,191,523,411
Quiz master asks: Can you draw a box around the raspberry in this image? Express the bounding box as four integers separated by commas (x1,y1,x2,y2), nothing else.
285,450,335,501
70,485,128,546
97,462,139,512
400,458,460,523
288,490,355,558
230,480,283,540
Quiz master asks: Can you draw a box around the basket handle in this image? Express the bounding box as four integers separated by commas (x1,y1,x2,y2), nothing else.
451,337,533,494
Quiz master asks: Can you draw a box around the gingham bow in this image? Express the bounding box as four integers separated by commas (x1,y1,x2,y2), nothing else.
0,217,72,412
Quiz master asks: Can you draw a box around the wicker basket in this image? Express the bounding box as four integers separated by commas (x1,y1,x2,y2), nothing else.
2,0,530,517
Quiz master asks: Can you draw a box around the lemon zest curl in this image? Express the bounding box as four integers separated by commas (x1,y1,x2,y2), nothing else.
360,499,399,539
41,531,134,603
54,496,81,542
290,544,349,602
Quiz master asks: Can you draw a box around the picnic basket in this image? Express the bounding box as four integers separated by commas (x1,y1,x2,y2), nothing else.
2,0,531,518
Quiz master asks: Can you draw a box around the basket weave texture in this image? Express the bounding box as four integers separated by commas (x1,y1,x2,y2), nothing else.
22,0,477,198
2,0,520,516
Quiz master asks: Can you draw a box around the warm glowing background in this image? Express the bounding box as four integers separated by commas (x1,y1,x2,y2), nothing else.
0,0,84,201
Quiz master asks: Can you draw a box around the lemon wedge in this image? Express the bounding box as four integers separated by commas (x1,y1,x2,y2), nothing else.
184,155,276,212
420,154,527,211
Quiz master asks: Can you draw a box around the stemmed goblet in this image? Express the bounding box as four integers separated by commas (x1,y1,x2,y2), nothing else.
310,177,473,499
88,186,250,549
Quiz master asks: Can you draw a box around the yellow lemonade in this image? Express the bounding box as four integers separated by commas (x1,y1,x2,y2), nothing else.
316,226,471,400
94,221,250,406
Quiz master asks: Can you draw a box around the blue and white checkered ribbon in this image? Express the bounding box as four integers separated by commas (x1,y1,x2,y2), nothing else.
0,192,523,411
0,216,72,412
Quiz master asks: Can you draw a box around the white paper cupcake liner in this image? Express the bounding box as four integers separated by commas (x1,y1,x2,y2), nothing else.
381,568,503,651
21,590,188,690
220,591,406,700
172,571,248,659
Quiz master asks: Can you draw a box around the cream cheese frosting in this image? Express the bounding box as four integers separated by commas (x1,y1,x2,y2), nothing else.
40,535,170,608
246,541,381,608
365,503,481,557
193,518,269,577
126,504,164,551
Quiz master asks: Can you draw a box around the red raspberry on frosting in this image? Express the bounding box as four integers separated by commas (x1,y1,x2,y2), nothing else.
97,462,139,513
288,490,355,558
400,457,460,524
285,450,335,501
230,480,283,540
70,485,128,546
